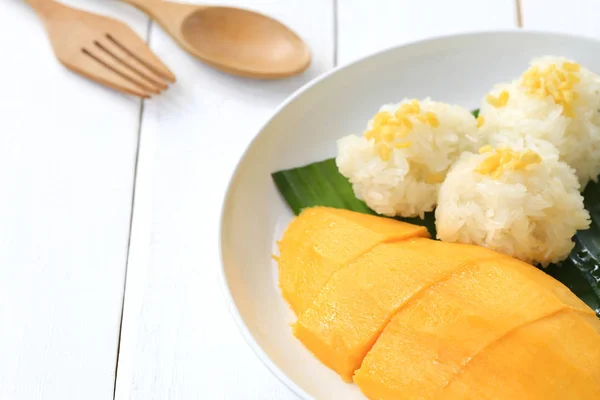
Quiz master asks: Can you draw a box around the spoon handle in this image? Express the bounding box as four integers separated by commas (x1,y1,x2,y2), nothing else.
120,0,202,31
119,0,158,17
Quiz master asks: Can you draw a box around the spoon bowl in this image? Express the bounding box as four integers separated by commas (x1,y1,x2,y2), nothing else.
181,7,311,78
123,0,312,79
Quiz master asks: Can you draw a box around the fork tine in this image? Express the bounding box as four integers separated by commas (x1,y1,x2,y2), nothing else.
63,52,152,98
94,40,169,91
107,28,176,83
82,47,162,95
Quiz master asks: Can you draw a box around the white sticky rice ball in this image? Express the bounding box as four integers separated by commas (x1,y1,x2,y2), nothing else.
336,98,479,218
435,146,590,266
478,56,600,188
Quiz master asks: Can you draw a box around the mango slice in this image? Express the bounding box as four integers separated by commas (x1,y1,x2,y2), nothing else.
354,257,598,399
442,309,600,400
277,207,428,315
293,239,501,382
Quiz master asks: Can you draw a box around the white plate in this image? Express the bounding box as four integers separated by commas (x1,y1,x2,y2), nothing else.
220,30,600,399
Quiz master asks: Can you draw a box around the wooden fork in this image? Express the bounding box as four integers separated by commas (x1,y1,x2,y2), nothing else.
25,0,175,98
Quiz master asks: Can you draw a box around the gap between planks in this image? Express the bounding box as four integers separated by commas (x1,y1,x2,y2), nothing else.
112,18,153,400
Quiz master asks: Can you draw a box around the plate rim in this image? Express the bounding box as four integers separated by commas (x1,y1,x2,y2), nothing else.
218,28,600,399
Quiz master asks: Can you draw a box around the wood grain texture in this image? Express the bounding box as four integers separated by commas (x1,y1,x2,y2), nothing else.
114,1,332,399
521,0,600,38
0,1,148,400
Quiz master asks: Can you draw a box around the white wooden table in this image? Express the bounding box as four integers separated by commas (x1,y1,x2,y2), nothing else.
1,0,599,399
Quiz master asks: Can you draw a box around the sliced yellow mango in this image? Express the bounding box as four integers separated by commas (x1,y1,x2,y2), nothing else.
277,207,428,315
277,209,600,398
354,257,598,399
442,309,600,400
293,238,500,382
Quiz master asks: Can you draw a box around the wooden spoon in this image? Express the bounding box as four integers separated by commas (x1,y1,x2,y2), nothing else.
121,0,312,79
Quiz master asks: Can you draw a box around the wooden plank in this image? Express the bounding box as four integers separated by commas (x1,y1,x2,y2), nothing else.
338,0,518,63
0,1,148,399
521,0,600,38
114,1,333,399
